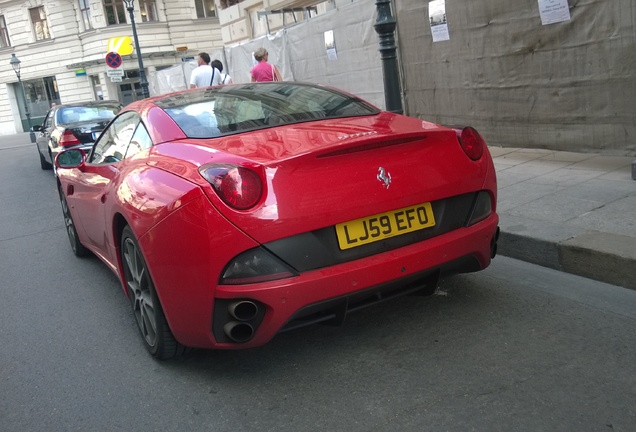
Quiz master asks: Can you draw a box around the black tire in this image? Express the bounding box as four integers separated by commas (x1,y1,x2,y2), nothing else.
58,185,89,257
120,225,185,360
39,149,52,170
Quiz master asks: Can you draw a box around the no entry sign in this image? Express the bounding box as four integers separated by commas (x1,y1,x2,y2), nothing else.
105,52,123,69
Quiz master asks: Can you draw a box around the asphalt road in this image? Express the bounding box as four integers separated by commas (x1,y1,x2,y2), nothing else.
2,143,635,431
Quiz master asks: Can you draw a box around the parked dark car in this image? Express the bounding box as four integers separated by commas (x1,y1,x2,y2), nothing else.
34,100,122,170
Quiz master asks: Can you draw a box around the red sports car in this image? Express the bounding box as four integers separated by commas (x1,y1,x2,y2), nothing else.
55,82,499,359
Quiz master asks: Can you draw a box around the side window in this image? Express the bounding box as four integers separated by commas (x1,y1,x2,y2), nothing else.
139,0,158,22
78,0,93,30
195,0,216,18
124,122,152,159
104,0,127,25
43,110,54,129
90,112,139,164
29,7,51,41
0,15,11,48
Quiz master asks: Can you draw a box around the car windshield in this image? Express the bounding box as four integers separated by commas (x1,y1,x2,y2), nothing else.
57,105,120,125
155,82,380,138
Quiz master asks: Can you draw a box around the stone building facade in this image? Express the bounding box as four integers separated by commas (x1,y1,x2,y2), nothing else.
0,0,225,135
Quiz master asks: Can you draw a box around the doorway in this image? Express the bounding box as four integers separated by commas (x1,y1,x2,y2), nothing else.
13,76,60,130
117,69,144,105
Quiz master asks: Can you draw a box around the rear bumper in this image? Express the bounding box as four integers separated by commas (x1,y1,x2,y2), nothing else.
200,213,499,349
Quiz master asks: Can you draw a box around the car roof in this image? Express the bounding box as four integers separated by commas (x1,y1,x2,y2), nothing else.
55,100,122,109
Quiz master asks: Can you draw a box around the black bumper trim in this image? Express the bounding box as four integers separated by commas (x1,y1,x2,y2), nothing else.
278,254,481,334
264,192,478,273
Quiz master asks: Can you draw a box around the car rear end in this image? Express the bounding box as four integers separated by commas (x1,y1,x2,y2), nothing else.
143,108,498,350
57,120,109,151
52,104,120,164
210,116,497,346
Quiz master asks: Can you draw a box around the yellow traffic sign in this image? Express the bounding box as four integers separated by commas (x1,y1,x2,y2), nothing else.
107,37,134,56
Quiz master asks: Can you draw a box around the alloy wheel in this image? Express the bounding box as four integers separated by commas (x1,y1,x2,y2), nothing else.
122,237,158,348
58,188,88,257
60,194,76,251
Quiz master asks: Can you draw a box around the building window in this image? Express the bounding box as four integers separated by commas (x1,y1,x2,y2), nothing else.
30,7,51,41
249,7,267,39
79,0,93,30
219,0,241,9
139,0,158,22
105,0,127,25
0,15,10,47
91,75,104,100
195,0,216,18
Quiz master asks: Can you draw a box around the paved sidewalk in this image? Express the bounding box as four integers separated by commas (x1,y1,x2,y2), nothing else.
2,133,635,289
0,132,34,149
491,146,636,290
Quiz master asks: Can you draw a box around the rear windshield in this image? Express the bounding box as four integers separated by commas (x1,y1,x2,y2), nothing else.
57,105,121,125
155,82,380,138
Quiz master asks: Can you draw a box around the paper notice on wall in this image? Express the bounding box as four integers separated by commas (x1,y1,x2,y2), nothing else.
538,0,571,25
429,0,449,42
324,30,338,61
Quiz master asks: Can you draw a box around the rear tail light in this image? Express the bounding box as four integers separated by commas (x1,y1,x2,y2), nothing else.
199,164,263,210
59,130,81,147
457,127,485,161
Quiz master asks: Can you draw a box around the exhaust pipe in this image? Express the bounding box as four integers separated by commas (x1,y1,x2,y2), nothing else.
224,321,254,343
228,300,258,321
491,226,500,258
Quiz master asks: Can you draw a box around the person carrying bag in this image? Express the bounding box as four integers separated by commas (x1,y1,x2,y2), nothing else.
251,48,282,82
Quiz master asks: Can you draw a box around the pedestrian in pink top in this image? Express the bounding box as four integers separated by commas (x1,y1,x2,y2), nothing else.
251,48,282,82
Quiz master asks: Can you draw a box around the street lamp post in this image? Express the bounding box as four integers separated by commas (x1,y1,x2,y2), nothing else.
123,0,150,99
10,54,36,143
374,0,403,114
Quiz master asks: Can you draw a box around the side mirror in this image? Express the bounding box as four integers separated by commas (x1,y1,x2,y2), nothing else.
56,148,86,170
31,125,43,132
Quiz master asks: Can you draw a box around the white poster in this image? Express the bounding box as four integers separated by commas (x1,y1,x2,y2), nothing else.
538,0,571,25
429,0,449,42
324,30,338,61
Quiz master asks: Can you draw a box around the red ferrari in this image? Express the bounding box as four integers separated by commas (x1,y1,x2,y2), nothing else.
55,82,499,359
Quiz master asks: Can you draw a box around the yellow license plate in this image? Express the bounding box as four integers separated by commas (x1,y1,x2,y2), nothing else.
335,202,436,250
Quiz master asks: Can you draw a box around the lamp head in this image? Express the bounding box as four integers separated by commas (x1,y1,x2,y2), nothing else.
123,0,135,10
10,53,21,76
